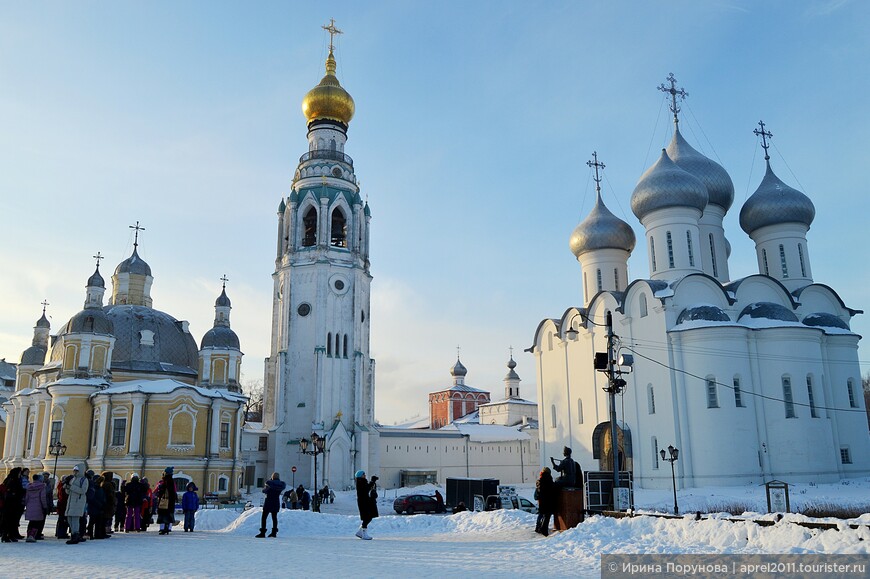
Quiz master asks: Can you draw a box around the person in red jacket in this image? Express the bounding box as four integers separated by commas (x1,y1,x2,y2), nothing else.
55,475,72,539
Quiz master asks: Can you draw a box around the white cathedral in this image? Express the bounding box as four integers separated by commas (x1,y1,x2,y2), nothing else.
531,78,870,489
261,29,378,489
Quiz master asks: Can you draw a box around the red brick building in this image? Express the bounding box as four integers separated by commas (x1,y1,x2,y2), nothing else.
428,358,490,429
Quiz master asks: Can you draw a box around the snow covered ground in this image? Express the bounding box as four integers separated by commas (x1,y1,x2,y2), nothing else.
4,479,869,578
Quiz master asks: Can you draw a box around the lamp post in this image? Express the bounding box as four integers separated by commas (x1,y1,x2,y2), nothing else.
49,440,67,491
660,445,679,515
299,433,326,513
567,310,633,511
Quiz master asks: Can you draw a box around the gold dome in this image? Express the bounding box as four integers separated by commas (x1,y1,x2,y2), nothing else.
302,49,355,126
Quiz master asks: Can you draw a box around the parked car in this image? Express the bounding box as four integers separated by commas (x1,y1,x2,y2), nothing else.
393,494,447,515
484,494,537,514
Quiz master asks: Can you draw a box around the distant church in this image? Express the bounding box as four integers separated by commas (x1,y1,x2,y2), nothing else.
261,22,377,490
532,76,870,489
1,237,247,494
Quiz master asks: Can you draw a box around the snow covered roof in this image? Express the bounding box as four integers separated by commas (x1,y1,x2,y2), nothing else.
389,415,431,429
91,378,247,402
430,383,489,395
451,410,479,424
440,423,531,442
477,397,537,408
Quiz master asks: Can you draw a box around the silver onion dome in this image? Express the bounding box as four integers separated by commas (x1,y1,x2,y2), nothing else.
36,312,50,329
570,194,636,257
739,163,815,235
87,267,105,289
450,358,467,377
114,247,152,276
201,325,241,350
666,129,734,211
215,287,231,307
631,149,708,222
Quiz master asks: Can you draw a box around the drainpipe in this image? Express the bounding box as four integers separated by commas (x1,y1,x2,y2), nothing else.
203,398,216,492
463,433,470,477
139,393,152,476
101,394,114,471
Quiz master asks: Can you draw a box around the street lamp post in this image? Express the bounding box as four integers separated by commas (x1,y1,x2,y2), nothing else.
567,310,632,511
299,433,326,513
660,445,679,515
49,440,67,492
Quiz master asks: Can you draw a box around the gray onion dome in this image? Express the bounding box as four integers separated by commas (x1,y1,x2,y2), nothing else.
115,247,152,276
200,326,240,350
87,267,105,289
739,163,815,235
21,345,47,366
36,312,50,329
450,358,467,377
64,309,114,334
504,357,520,381
666,129,734,211
215,287,231,307
631,149,708,221
570,194,636,257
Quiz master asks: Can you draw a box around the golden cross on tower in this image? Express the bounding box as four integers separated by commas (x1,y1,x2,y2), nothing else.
586,151,606,196
129,220,146,248
93,251,104,268
220,274,229,289
322,18,343,52
658,73,688,127
753,120,773,162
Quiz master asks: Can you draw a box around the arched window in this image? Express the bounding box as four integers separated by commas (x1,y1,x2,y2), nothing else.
550,404,556,428
577,399,583,424
652,436,659,469
583,272,588,299
650,237,657,272
613,268,620,291
212,359,226,384
330,138,336,151
779,244,788,278
686,231,695,267
331,208,347,247
733,376,744,408
782,376,795,417
169,405,195,446
91,344,107,374
343,334,348,358
335,333,341,356
327,333,332,356
706,376,719,408
709,233,718,278
302,206,318,247
847,379,857,408
798,244,807,277
639,294,648,318
647,384,656,414
806,375,818,418
63,344,77,371
666,231,675,268
762,248,770,275
596,269,602,292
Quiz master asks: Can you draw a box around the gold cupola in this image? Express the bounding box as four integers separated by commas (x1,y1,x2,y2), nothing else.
301,48,355,126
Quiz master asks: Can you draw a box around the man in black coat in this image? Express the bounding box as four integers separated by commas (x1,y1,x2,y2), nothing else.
354,470,378,540
256,473,286,538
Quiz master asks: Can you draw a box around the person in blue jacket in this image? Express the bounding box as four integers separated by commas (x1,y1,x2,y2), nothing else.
256,473,286,538
181,482,199,532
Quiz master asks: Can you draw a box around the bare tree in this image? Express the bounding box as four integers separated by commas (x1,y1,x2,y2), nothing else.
242,378,264,424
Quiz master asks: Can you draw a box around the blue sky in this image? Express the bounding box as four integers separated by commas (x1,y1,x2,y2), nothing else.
1,1,868,424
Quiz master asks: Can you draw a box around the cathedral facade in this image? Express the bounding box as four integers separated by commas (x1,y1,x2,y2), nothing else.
531,82,870,489
261,32,378,490
1,246,247,495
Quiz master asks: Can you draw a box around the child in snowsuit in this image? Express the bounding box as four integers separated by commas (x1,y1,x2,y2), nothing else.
181,482,199,532
24,474,49,542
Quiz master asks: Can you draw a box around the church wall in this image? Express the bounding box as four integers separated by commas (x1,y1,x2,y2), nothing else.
823,336,870,476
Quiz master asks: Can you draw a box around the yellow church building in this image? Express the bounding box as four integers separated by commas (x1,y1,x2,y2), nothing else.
1,237,247,496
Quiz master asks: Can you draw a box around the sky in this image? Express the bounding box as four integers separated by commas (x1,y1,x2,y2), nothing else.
1,1,868,425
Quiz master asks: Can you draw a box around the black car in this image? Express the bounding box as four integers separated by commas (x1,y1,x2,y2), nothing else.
393,494,446,515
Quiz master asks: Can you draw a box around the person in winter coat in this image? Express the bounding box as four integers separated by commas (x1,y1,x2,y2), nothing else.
535,467,556,536
123,475,144,532
155,468,178,535
282,488,296,510
114,480,126,532
181,482,199,532
24,474,49,542
256,473,286,538
297,485,311,511
64,464,89,544
354,470,378,540
100,472,116,536
87,475,108,539
1,467,25,542
55,475,73,539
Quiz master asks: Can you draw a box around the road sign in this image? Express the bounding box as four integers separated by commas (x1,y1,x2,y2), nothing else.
292,466,297,473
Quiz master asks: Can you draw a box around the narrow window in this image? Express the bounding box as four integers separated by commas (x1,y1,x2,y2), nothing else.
847,379,857,408
782,376,796,418
840,447,852,464
614,268,620,291
798,244,806,277
686,231,695,267
343,334,348,358
335,333,341,356
666,231,675,268
762,248,769,275
112,418,127,446
596,269,602,292
733,377,744,408
650,237,657,272
330,208,347,247
302,207,318,247
26,421,35,451
706,377,719,408
779,244,788,278
583,272,588,300
806,376,818,418
639,294,648,318
220,422,230,448
92,419,99,448
50,420,63,445
709,233,718,278
577,399,583,424
647,384,656,414
218,476,229,492
652,436,659,469
258,436,268,451
550,404,556,428
327,333,332,356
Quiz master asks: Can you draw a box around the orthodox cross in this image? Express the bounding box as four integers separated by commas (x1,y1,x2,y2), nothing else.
220,274,229,290
456,345,461,360
753,120,773,161
322,18,343,52
587,151,606,196
509,346,514,358
93,251,104,269
658,73,688,127
129,221,145,248
40,299,49,315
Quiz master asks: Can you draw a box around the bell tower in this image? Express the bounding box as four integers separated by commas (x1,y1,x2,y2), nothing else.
263,21,377,490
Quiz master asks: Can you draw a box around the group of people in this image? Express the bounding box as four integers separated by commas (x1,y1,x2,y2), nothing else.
280,484,312,511
0,464,201,544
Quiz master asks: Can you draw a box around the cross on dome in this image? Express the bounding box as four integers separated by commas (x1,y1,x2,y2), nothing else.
129,220,145,248
658,73,688,127
40,299,49,314
220,274,229,289
587,151,606,196
322,18,343,52
93,251,104,269
753,120,773,162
